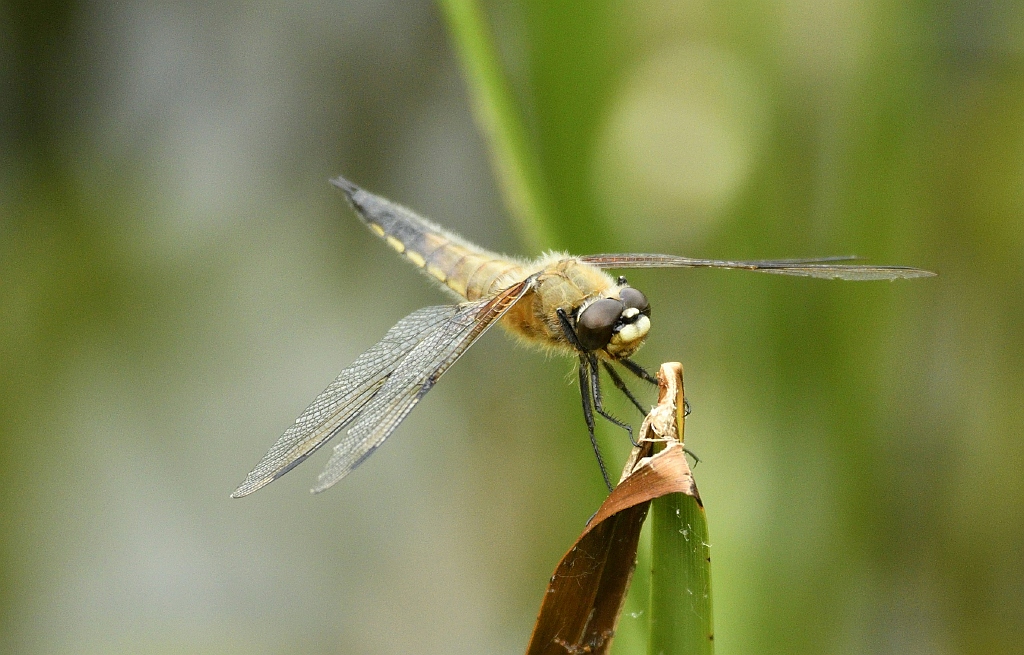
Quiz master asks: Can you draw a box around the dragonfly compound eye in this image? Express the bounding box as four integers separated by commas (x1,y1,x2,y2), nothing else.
619,287,650,315
576,298,624,351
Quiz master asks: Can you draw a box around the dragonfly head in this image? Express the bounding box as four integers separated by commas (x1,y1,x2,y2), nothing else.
575,285,651,358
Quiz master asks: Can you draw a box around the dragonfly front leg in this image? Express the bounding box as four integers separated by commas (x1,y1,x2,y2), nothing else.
558,307,617,490
621,358,698,466
588,354,639,447
621,356,690,417
606,359,698,463
577,354,613,491
619,357,657,384
601,360,647,417
556,307,585,351
558,306,641,446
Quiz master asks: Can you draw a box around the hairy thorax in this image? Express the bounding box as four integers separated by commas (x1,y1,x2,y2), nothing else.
499,256,619,354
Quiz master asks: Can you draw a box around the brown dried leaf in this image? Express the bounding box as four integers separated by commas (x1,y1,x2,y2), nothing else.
526,363,697,655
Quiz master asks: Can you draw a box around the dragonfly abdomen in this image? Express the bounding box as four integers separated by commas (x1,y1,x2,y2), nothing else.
332,176,526,301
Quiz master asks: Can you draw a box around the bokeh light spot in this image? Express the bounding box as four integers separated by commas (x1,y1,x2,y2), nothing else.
593,43,765,247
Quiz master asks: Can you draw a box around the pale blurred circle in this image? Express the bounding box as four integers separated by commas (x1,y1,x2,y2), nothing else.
593,43,764,247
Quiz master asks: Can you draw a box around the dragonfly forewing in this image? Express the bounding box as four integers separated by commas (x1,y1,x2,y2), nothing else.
312,279,534,492
231,304,469,497
579,254,936,280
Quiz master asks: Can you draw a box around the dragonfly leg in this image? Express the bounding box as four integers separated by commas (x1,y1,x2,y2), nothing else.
603,360,703,460
621,356,691,416
577,354,613,491
556,307,585,351
601,360,647,417
619,357,657,384
588,354,639,448
611,360,700,460
558,305,646,419
560,307,644,470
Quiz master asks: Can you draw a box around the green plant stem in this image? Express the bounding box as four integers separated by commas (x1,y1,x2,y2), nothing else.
437,0,556,251
649,490,714,654
649,367,713,654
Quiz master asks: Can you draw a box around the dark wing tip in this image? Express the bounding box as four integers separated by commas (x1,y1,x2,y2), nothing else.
329,175,360,197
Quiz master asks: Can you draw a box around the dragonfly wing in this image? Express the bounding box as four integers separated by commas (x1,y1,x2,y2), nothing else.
579,254,935,280
312,279,534,493
231,304,466,498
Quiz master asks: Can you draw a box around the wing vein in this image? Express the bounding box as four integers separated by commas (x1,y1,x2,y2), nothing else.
231,304,464,497
579,254,936,280
311,279,533,492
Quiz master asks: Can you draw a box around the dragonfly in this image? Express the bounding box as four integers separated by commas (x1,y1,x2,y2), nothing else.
231,176,934,497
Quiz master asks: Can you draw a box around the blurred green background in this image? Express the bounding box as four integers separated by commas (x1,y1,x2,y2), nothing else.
2,1,1021,653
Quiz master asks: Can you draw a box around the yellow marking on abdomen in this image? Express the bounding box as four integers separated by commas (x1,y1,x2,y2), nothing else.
426,244,476,299
385,236,405,253
426,264,447,283
365,214,525,302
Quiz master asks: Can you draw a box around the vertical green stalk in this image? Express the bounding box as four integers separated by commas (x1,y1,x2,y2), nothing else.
437,0,557,251
649,374,714,655
649,491,714,654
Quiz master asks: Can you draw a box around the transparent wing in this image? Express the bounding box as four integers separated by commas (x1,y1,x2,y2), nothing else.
578,254,936,280
231,304,468,498
312,279,533,493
